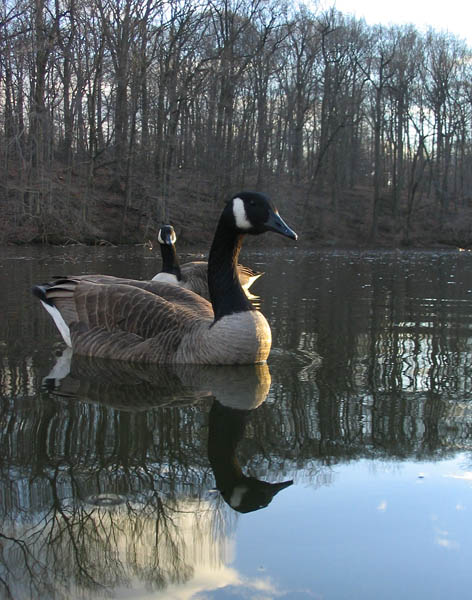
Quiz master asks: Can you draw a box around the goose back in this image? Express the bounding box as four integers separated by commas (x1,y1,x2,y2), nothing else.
37,275,270,364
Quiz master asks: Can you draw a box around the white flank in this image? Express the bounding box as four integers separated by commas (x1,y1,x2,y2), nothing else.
232,197,252,230
152,272,179,284
41,300,72,347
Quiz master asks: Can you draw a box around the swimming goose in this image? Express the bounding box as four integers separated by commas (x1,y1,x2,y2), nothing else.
32,191,297,364
152,224,263,300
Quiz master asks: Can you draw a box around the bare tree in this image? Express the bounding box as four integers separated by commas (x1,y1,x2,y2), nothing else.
1,0,472,244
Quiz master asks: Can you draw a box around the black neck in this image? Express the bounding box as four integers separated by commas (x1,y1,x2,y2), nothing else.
208,219,254,321
159,243,182,279
207,401,249,494
208,400,292,513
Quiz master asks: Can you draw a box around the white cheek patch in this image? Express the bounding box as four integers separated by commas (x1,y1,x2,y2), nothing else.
233,197,252,230
158,230,164,244
170,230,176,244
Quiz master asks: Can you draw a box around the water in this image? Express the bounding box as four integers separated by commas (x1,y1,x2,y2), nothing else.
1,244,472,599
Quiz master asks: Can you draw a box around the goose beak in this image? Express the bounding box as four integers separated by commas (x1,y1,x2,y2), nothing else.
265,210,298,240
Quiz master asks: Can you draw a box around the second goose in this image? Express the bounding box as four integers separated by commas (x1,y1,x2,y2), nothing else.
152,224,262,300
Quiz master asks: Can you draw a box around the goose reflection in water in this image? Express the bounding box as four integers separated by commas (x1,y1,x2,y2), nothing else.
0,352,296,598
206,368,293,513
44,349,293,513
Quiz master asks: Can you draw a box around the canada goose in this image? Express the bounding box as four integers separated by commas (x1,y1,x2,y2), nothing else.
32,191,297,365
152,224,263,300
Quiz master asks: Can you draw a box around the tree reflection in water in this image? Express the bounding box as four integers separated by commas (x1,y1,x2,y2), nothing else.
0,356,290,599
2,248,472,598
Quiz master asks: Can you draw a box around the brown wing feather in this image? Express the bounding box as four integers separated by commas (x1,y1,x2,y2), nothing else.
236,264,264,287
180,262,209,297
178,261,262,299
52,275,214,316
44,276,214,361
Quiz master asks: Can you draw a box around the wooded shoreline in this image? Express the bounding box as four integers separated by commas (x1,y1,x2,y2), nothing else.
2,2,472,249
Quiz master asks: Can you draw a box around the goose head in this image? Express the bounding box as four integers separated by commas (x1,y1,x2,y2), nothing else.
153,224,182,283
224,191,297,240
157,225,177,246
208,191,296,323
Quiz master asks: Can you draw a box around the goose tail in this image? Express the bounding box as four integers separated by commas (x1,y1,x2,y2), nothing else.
245,271,264,289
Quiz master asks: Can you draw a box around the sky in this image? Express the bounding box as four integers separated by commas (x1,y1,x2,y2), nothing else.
322,0,472,46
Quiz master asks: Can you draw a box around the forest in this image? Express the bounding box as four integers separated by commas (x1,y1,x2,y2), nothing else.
1,0,472,246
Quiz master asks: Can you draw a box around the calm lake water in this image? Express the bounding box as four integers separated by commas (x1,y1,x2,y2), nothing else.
1,243,472,600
